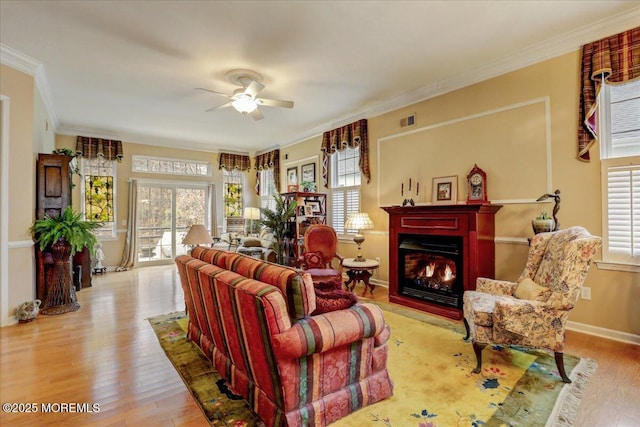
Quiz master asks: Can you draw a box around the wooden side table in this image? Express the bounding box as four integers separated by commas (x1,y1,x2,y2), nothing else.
342,257,380,296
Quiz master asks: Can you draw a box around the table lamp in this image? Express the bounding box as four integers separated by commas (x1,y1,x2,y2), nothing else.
182,224,214,250
243,207,261,236
345,212,374,262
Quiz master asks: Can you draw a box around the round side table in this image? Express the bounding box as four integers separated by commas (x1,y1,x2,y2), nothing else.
342,257,380,296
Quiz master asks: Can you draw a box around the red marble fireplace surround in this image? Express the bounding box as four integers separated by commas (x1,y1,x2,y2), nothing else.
382,204,502,320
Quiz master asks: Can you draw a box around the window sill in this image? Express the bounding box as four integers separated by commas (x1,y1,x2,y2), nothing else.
595,260,640,273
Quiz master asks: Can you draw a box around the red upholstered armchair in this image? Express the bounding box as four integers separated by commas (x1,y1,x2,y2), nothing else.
298,224,344,288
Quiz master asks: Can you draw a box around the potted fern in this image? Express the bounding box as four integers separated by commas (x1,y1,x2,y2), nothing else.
30,206,102,314
259,193,297,265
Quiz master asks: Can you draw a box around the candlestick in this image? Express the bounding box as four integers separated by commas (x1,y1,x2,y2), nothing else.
409,178,412,191
416,182,419,196
401,183,404,196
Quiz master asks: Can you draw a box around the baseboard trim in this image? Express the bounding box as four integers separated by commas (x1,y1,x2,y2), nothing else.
566,320,640,346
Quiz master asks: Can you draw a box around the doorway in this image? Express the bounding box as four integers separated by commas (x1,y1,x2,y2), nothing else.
136,182,210,265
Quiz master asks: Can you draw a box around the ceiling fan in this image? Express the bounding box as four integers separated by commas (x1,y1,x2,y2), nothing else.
196,69,294,121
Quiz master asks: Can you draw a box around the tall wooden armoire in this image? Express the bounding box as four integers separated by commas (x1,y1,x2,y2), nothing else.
35,153,91,300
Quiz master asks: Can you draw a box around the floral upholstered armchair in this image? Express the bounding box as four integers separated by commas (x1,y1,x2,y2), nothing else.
462,226,601,383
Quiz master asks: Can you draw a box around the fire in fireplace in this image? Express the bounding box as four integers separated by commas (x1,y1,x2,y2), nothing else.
399,235,463,309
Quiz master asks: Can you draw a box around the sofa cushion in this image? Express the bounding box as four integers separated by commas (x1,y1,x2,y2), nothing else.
514,277,551,302
191,247,316,319
240,237,262,248
312,289,358,315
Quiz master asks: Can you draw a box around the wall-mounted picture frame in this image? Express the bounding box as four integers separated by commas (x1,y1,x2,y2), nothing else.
286,166,298,187
301,162,316,183
432,175,458,205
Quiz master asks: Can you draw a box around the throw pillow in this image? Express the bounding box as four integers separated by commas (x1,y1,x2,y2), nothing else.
241,237,261,248
303,251,325,269
312,288,358,315
514,277,551,302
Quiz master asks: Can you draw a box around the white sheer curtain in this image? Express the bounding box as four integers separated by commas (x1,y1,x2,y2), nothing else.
117,179,138,270
208,183,218,238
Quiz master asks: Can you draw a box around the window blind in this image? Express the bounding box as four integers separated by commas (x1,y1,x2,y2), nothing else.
606,164,640,262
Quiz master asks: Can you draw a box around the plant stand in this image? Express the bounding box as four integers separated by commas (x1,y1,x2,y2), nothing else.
40,239,80,315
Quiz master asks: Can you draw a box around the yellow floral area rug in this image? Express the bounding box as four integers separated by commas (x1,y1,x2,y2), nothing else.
149,303,596,427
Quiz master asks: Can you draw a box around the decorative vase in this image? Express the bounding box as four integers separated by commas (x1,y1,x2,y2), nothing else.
17,299,41,322
40,238,81,315
532,219,555,235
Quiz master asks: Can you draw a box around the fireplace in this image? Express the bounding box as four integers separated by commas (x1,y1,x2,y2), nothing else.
399,235,463,309
383,204,501,319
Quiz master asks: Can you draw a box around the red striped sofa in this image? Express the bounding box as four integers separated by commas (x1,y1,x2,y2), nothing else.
176,247,394,427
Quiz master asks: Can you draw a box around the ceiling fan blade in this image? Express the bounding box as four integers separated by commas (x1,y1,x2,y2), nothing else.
205,102,233,112
244,80,265,98
195,87,232,98
250,108,264,121
256,98,294,109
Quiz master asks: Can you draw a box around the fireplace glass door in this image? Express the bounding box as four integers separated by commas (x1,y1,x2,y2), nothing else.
398,235,463,309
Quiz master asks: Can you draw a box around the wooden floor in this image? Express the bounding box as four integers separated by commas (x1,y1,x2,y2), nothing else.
1,265,638,427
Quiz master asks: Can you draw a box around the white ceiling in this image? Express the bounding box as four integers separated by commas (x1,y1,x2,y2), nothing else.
1,1,639,154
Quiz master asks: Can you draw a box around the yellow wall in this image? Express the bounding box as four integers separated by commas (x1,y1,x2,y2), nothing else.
284,52,638,336
1,64,37,325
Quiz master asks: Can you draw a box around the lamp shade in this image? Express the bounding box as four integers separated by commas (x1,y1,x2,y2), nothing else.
182,224,214,245
243,207,261,220
345,213,374,231
232,95,258,113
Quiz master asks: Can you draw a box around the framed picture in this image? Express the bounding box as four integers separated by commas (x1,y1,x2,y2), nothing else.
304,205,313,216
286,166,298,187
305,200,322,214
431,175,458,205
287,184,299,192
301,163,316,183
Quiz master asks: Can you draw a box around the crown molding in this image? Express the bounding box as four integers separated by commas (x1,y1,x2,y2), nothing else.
0,43,59,131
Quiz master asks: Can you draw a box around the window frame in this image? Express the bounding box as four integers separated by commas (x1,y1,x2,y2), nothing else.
132,155,211,177
259,168,276,212
598,80,640,272
80,157,117,240
222,168,244,231
328,146,361,238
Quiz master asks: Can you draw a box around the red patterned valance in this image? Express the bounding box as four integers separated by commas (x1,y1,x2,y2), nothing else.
76,136,123,161
578,27,640,161
320,119,370,187
219,152,251,171
254,149,280,195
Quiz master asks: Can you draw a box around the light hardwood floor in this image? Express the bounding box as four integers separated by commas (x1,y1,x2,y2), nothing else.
1,265,638,427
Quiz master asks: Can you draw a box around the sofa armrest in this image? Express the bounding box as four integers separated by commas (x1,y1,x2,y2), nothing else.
272,303,387,359
476,277,517,296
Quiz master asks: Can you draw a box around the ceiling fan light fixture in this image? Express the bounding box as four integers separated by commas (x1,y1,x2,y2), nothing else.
231,94,258,113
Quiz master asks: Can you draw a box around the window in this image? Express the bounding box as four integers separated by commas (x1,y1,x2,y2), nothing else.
599,79,640,267
223,168,244,233
81,158,116,239
329,146,361,235
132,155,211,177
259,168,276,212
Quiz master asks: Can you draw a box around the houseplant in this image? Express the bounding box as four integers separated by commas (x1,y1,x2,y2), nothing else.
30,206,102,314
259,193,297,265
531,210,555,234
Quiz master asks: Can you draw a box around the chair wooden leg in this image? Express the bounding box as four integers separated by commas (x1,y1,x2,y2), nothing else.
463,318,470,341
472,342,486,374
554,351,572,383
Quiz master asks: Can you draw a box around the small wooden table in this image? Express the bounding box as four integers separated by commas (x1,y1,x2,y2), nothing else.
342,257,380,296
